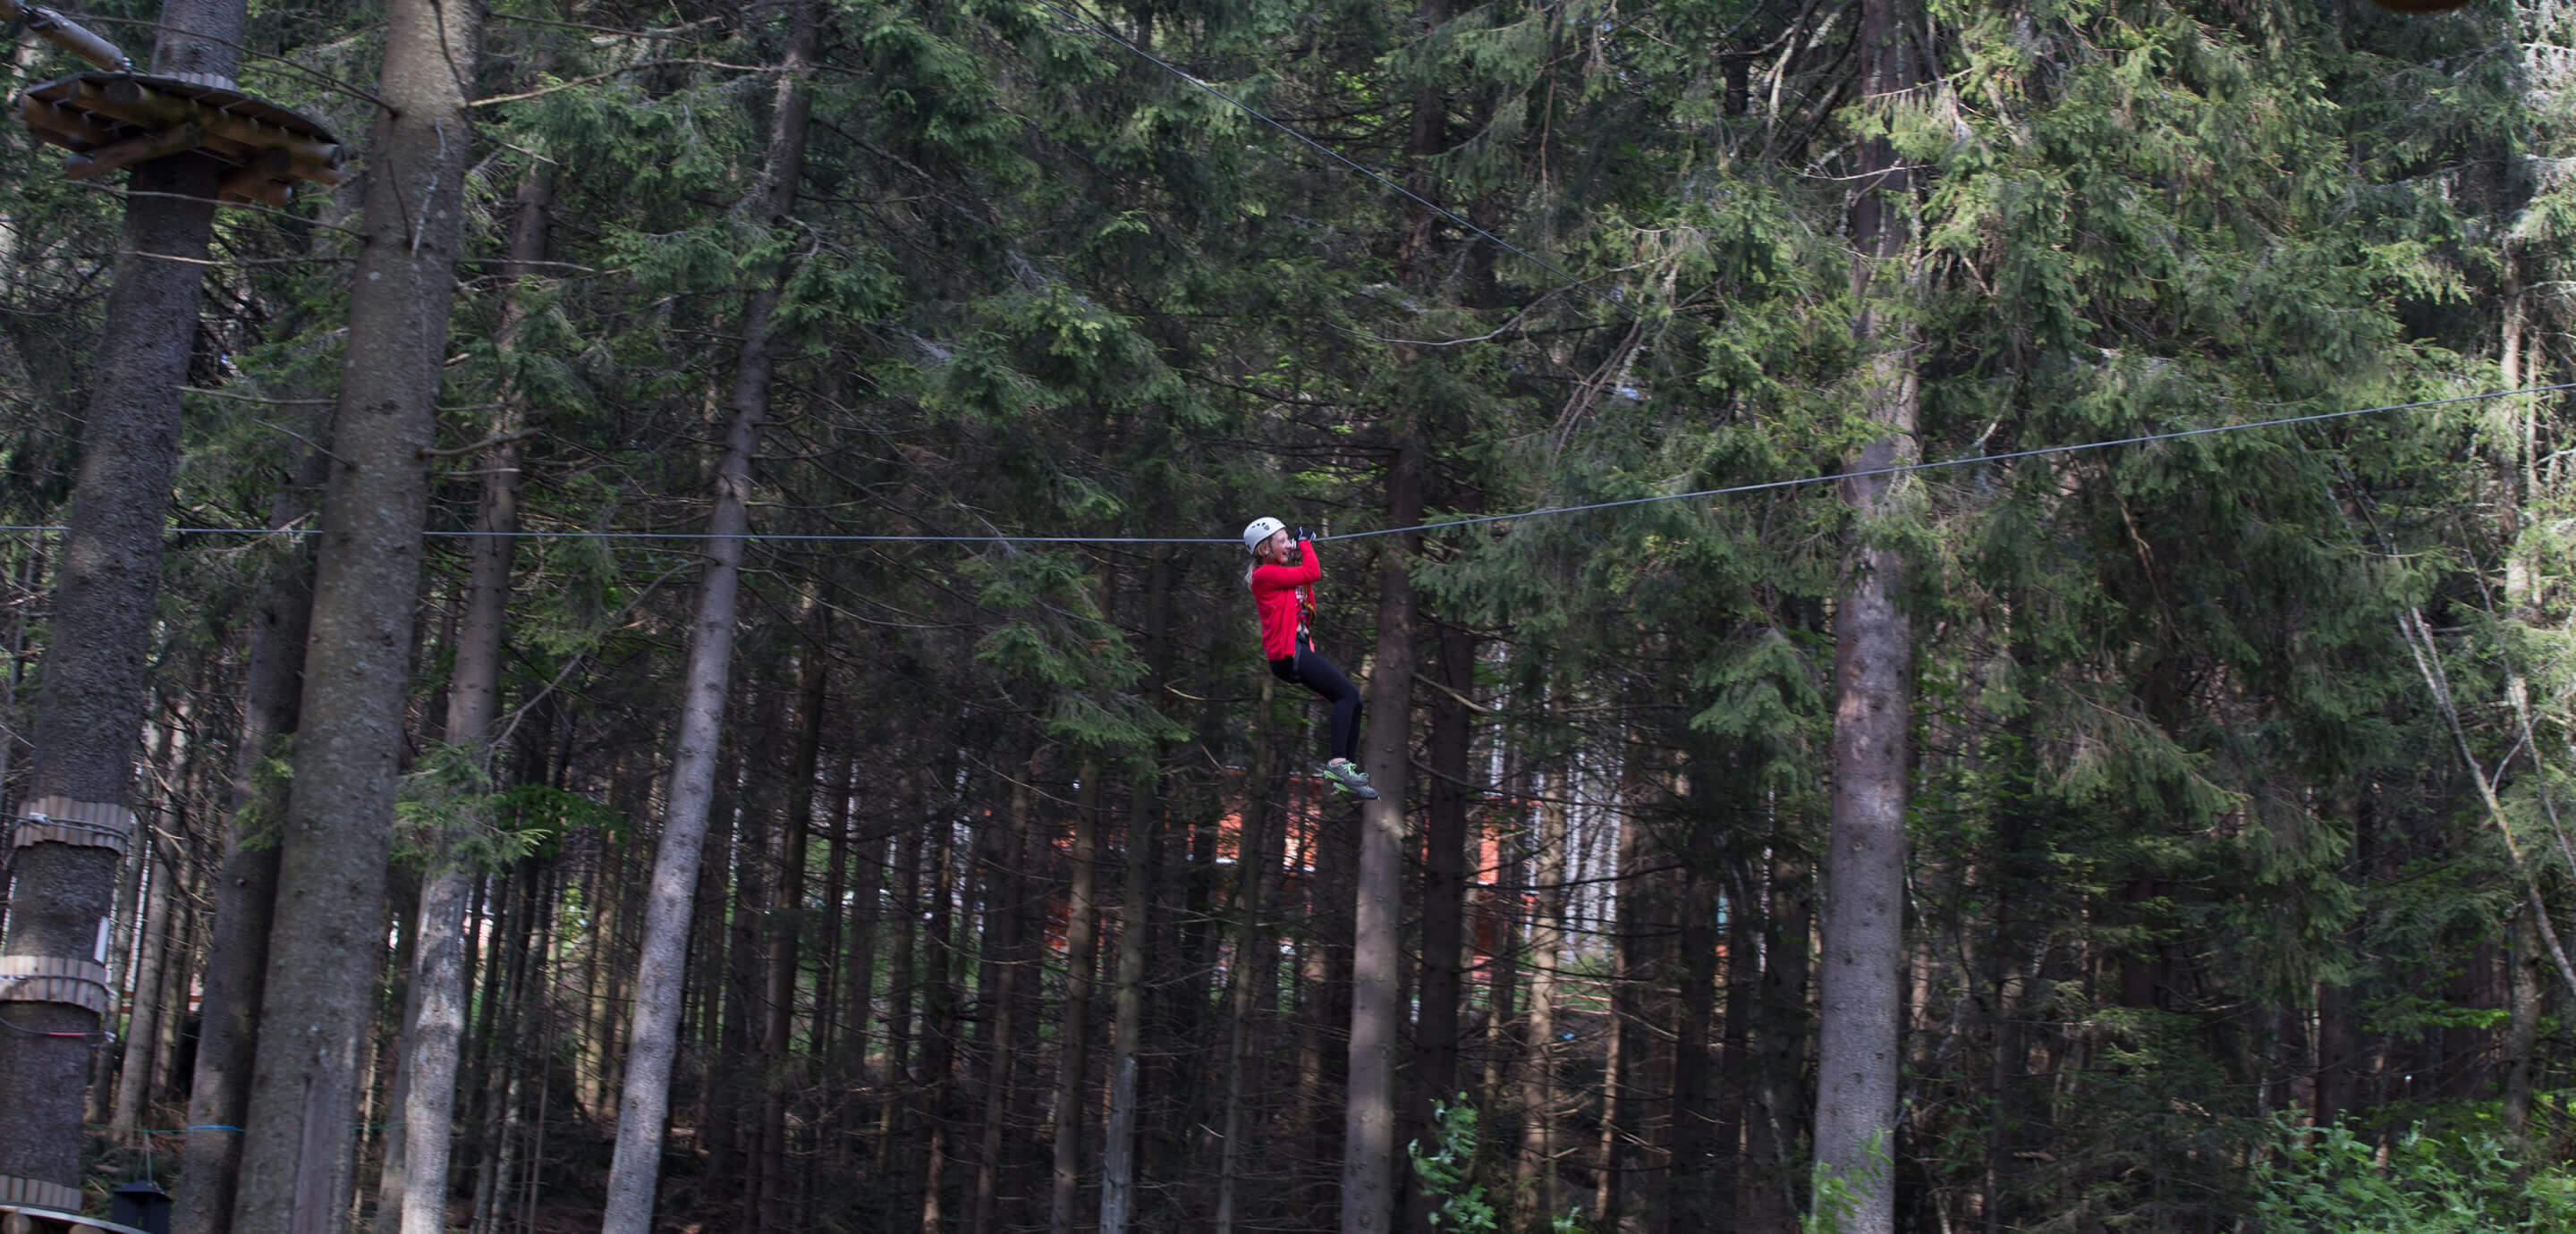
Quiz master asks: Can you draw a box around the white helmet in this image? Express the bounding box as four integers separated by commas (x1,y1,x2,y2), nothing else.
1242,516,1285,555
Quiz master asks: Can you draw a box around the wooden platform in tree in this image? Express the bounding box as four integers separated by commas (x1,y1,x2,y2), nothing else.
14,72,343,206
0,1204,153,1234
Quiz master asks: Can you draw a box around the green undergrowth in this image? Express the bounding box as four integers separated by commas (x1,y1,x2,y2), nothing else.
2255,1114,2576,1231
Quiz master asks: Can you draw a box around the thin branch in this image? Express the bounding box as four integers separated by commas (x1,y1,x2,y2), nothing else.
471,59,785,108
182,387,333,406
1414,670,1496,715
70,182,364,234
138,250,352,267
454,256,601,275
252,417,347,466
487,560,691,752
2395,604,2576,1000
419,428,538,460
487,11,721,40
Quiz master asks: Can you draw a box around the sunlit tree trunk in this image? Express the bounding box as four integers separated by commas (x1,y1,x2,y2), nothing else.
230,0,480,1225
391,153,554,1234
1810,0,1919,1217
112,815,178,1140
598,7,819,1225
1515,766,1570,1221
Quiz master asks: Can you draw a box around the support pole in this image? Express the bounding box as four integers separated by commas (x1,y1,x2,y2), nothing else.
0,2,131,72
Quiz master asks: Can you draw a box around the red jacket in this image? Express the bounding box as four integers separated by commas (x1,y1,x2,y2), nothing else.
1250,539,1319,661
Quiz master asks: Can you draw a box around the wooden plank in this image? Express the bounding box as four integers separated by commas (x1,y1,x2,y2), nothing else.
63,122,204,180
218,147,296,205
14,95,119,148
0,1203,158,1234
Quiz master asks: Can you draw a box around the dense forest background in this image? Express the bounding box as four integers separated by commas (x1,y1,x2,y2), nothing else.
4,0,2575,1230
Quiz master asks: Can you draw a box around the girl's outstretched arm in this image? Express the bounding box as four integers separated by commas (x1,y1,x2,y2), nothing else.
1253,538,1321,588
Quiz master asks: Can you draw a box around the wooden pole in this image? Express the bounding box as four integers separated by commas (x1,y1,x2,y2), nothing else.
64,122,204,180
17,96,116,146
0,2,131,72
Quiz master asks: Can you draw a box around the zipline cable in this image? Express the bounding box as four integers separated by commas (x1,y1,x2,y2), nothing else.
0,379,2564,545
1024,0,1638,321
1322,379,2576,542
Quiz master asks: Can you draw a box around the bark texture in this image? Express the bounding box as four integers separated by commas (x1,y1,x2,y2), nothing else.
1343,439,1421,1234
394,158,556,1234
174,453,323,1234
1809,0,1919,1222
229,3,481,1227
0,0,242,1200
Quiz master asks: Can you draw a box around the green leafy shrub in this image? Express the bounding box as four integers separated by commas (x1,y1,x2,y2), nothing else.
2254,1116,2576,1231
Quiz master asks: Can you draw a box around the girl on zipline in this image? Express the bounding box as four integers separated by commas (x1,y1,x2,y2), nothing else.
1243,517,1377,799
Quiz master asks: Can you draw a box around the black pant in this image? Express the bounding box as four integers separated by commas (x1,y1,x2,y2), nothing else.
1271,636,1362,764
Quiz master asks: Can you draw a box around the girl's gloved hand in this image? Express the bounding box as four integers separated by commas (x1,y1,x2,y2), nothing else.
1296,525,1316,544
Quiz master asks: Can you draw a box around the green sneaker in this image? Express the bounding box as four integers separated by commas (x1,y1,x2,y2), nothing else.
1326,758,1378,800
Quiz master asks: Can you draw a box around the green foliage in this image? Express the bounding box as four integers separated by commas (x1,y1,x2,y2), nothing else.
1408,1097,1498,1233
1410,1095,1584,1234
1803,1133,1888,1234
393,743,606,872
2255,1117,2576,1232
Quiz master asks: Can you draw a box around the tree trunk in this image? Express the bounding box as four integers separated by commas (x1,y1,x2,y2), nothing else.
813,762,851,1072
1407,622,1474,1234
917,805,962,1231
878,786,924,1181
1216,681,1280,1234
175,453,320,1234
1346,444,1423,1234
1302,750,1359,1228
229,2,480,1226
1096,770,1158,1234
1745,833,1814,1232
763,596,831,1230
1667,850,1722,1232
91,824,148,1128
1101,548,1176,1234
714,696,777,1202
839,756,881,1151
1050,757,1106,1234
151,838,201,1104
599,2,818,1223
1515,767,1570,1221
0,0,243,1203
969,748,1039,1234
692,746,741,1152
581,814,631,1121
1595,794,1657,1230
113,825,177,1141
1809,0,1919,1209
390,154,554,1234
